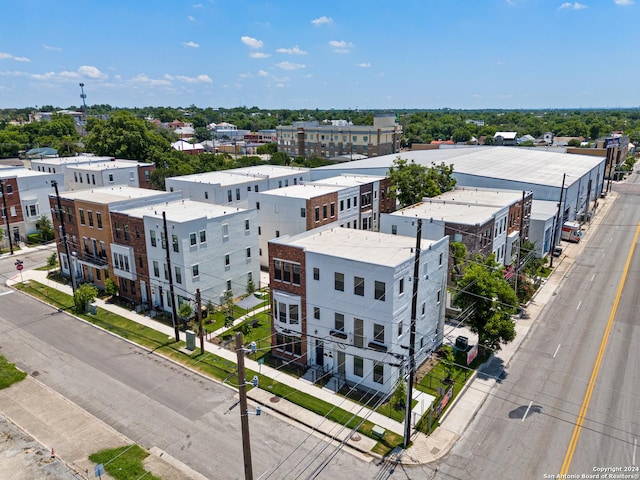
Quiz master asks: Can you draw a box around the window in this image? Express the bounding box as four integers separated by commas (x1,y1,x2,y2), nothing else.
256,202,260,210
315,207,320,222
225,254,230,267
246,247,251,259
135,226,140,238
353,356,363,377
150,230,157,247
172,234,179,252
334,272,344,291
88,211,94,227
439,252,443,266
373,324,385,344
190,233,197,246
289,305,299,324
160,231,166,249
245,219,250,231
437,289,441,304
375,281,386,301
323,205,327,219
340,200,344,211
399,278,405,295
123,224,130,240
275,230,280,238
278,302,286,323
274,260,282,281
226,280,232,291
108,173,114,183
373,363,384,384
227,190,232,202
300,208,306,218
293,264,300,285
192,264,199,277
138,256,143,268
175,267,182,284
255,185,259,193
222,224,229,240
314,307,320,320
354,276,364,296
354,318,364,347
313,267,319,281
334,313,344,331
199,230,206,243
96,212,103,229
153,261,159,277
330,203,335,217
236,188,240,201
79,209,85,226
27,204,37,217
163,264,169,280
421,302,426,316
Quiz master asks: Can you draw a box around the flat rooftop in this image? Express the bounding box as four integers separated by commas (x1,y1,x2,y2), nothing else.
390,200,504,225
33,155,116,166
230,165,310,178
274,227,436,267
531,199,559,219
309,173,385,187
0,166,57,179
122,199,248,222
431,186,528,206
258,183,343,199
57,186,172,204
167,165,310,186
67,160,150,171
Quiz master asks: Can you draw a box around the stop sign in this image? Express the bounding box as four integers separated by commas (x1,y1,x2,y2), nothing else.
16,263,23,271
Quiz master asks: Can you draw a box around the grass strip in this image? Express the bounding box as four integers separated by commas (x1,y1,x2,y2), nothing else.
89,445,160,480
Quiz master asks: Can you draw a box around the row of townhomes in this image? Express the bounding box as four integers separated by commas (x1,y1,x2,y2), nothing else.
26,145,609,397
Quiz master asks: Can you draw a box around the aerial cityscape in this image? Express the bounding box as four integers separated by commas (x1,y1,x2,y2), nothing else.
1,2,640,480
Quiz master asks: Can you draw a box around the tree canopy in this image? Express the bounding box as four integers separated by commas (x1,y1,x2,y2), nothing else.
452,255,518,351
388,157,456,207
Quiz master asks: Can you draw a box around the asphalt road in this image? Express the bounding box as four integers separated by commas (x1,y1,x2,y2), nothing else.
433,181,640,479
0,280,399,480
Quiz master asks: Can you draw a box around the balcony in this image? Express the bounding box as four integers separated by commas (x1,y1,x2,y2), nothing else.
77,249,109,268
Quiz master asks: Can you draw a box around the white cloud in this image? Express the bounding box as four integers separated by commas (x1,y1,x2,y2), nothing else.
183,41,200,48
258,70,269,77
131,74,172,86
276,83,287,88
614,0,634,4
329,40,353,53
498,60,507,66
0,51,31,62
187,15,195,21
312,16,333,26
250,52,270,59
559,2,587,9
176,74,213,84
42,44,62,52
275,61,306,71
241,36,264,49
276,45,308,55
78,65,107,79
357,62,371,68
58,71,80,79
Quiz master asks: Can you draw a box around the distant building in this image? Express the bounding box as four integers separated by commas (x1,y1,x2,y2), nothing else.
171,139,204,155
276,113,402,160
493,132,518,146
65,160,155,191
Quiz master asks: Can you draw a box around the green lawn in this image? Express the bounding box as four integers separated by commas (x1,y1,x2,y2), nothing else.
89,445,160,480
0,355,26,389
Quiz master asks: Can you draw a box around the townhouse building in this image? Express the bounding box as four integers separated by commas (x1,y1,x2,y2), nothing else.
50,187,180,291
276,114,402,160
66,160,155,191
250,174,395,268
119,200,259,313
165,165,310,208
32,154,119,174
0,167,64,246
268,227,449,396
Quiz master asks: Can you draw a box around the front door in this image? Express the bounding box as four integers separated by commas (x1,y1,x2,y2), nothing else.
337,351,346,375
315,340,324,367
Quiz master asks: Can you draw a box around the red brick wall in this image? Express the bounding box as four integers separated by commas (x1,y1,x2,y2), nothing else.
305,192,338,230
110,212,149,305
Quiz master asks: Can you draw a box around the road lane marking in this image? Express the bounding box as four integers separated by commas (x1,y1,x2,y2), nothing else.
522,401,533,422
590,274,596,282
576,300,582,310
559,222,640,476
634,438,637,466
553,344,561,358
0,291,13,297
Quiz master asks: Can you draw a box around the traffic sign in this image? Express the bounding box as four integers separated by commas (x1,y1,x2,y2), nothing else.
16,263,23,271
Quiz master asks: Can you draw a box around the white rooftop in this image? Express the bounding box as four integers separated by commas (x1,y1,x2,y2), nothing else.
259,183,343,199
230,165,310,178
0,166,58,179
431,186,527,206
390,200,505,226
274,227,435,267
314,147,605,188
67,160,150,171
531,200,559,220
58,186,171,204
32,155,115,166
309,173,385,187
167,165,309,186
121,199,248,223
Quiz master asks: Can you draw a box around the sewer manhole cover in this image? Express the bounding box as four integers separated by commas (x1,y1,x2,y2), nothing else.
270,396,280,403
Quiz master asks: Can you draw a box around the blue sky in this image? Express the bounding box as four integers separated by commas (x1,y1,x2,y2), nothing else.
0,0,638,110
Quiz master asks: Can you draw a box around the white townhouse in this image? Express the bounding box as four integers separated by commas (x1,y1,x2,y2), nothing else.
165,165,311,209
31,155,117,174
250,174,395,268
65,160,154,191
268,227,449,396
120,200,260,313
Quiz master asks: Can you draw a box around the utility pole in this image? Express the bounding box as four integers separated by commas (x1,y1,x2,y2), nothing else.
0,180,14,255
235,332,254,480
162,211,180,342
514,190,526,295
550,173,566,269
404,218,422,448
196,288,204,355
51,180,76,292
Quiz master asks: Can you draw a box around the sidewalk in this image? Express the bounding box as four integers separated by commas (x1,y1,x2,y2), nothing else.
2,193,615,469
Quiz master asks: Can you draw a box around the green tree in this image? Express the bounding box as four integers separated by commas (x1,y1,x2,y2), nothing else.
36,215,54,242
246,277,256,295
256,142,277,155
222,289,234,328
73,283,98,313
388,157,457,207
452,255,518,352
391,380,406,410
178,301,194,322
104,278,118,298
47,252,58,272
